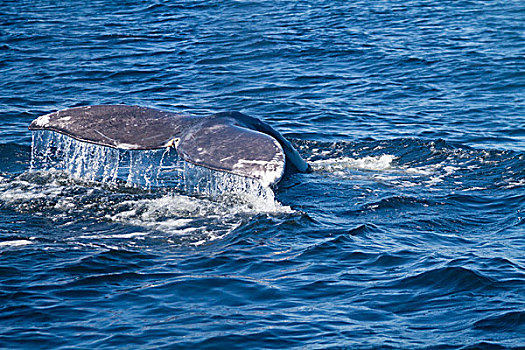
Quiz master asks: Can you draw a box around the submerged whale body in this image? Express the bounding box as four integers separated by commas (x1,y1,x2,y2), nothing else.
28,105,310,186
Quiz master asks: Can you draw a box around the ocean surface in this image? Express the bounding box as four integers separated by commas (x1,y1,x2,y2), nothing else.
1,0,524,348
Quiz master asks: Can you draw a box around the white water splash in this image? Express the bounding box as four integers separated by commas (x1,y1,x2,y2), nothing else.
311,154,396,173
103,193,291,244
310,154,463,189
0,172,292,247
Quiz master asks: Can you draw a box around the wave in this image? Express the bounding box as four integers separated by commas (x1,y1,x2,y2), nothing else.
474,311,525,332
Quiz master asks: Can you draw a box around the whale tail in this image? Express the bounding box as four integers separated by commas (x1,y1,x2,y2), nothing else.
29,105,308,186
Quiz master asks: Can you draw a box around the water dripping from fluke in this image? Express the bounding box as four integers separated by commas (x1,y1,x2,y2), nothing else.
30,129,278,205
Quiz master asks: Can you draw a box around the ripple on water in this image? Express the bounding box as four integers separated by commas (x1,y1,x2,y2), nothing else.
1,0,525,348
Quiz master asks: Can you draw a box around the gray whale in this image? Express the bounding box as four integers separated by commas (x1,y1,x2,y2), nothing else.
29,105,310,186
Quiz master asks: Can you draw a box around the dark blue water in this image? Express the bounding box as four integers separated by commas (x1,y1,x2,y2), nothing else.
1,1,524,348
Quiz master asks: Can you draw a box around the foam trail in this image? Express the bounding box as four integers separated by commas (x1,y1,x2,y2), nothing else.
311,155,396,173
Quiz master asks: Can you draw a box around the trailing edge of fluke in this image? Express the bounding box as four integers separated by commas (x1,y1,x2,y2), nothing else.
28,105,310,187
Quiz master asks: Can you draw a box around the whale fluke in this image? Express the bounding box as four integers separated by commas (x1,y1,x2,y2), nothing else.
29,105,309,186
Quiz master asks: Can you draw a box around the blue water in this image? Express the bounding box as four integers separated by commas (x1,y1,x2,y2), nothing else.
1,0,524,348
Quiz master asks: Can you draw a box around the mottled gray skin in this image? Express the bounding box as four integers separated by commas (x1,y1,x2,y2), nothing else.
29,105,310,185
217,111,310,173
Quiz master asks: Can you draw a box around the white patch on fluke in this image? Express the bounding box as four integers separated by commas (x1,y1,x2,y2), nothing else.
58,116,72,122
164,138,181,148
116,143,141,149
34,113,53,127
232,140,285,187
